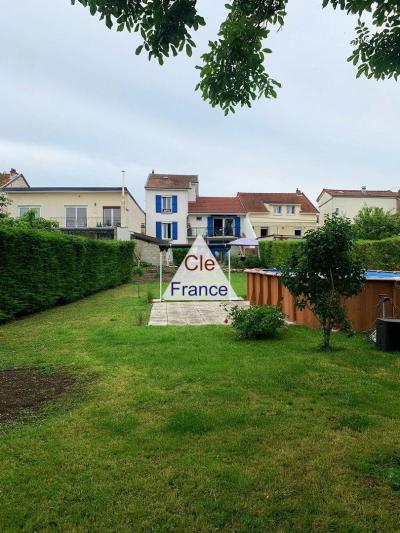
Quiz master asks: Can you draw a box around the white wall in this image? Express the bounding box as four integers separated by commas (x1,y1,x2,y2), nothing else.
319,195,399,222
145,188,189,244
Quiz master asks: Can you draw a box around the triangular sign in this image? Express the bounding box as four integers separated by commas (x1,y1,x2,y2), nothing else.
164,236,237,301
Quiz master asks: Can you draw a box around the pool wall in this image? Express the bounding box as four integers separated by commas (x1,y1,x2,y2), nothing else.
245,269,400,332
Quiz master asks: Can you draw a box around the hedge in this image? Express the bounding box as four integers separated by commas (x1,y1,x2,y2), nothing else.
0,227,135,322
259,237,400,270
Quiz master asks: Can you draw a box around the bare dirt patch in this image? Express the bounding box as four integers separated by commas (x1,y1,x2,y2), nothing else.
0,367,79,423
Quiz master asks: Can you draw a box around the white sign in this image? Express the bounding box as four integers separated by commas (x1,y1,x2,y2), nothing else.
164,236,237,301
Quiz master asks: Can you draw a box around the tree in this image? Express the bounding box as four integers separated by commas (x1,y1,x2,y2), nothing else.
353,206,400,240
71,1,400,114
0,209,59,231
0,191,10,217
281,215,364,350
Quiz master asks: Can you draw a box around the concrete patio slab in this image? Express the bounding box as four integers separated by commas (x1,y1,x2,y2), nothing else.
148,301,250,326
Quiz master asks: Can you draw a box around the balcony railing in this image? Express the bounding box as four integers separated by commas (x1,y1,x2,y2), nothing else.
48,217,121,229
187,227,238,238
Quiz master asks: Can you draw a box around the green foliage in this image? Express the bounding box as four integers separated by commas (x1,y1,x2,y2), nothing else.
172,247,187,266
227,304,286,340
281,215,365,350
0,226,134,322
259,239,303,268
228,255,262,269
355,236,400,270
71,1,400,113
0,209,59,231
353,206,400,240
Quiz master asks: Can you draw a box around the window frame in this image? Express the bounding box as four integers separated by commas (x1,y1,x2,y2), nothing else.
260,227,269,238
286,205,296,215
65,205,88,228
103,206,121,227
273,205,282,215
294,227,302,237
161,196,172,213
18,206,41,217
161,222,172,240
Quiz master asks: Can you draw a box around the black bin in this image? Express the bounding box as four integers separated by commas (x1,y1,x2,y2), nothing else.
376,319,400,352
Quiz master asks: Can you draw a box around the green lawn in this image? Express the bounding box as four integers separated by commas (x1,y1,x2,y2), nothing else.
1,274,400,531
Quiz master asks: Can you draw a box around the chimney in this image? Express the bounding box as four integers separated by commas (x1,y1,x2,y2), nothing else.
361,185,367,193
296,188,302,195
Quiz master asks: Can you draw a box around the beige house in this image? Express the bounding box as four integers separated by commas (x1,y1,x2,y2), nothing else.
317,188,400,222
237,191,319,239
2,169,145,239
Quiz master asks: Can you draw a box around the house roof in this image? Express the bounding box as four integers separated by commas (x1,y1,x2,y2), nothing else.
0,169,29,189
3,187,145,214
145,173,198,189
189,196,245,214
237,192,319,214
317,188,400,202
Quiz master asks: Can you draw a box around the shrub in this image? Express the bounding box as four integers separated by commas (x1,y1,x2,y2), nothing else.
227,304,286,340
0,227,134,322
259,240,303,268
146,289,154,303
226,255,262,269
353,207,400,240
355,237,400,270
172,247,187,266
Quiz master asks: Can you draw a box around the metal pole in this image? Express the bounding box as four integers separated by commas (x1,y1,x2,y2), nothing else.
159,250,163,302
228,248,231,300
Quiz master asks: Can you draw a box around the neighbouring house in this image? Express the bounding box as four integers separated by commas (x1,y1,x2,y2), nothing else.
145,171,319,251
2,169,145,240
1,168,30,188
317,187,400,222
237,190,319,239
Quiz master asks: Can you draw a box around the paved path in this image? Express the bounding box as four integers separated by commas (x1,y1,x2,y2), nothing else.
149,301,250,326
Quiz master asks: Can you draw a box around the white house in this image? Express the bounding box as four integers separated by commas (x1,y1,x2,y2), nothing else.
317,187,400,222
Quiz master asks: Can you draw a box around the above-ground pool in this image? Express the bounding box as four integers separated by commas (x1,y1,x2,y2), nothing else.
246,268,400,331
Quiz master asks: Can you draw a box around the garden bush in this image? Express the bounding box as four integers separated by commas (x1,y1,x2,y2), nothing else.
172,247,187,266
227,255,262,269
259,240,303,268
259,236,400,270
0,227,135,322
227,304,286,340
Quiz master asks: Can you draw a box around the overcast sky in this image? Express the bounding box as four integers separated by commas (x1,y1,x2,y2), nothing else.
1,0,399,208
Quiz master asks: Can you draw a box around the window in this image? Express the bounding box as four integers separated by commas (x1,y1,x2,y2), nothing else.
287,205,295,215
294,228,302,237
274,206,282,215
224,218,234,236
213,217,234,236
260,227,269,237
162,222,172,240
65,206,87,228
103,207,121,227
196,216,202,221
19,206,40,217
162,196,172,212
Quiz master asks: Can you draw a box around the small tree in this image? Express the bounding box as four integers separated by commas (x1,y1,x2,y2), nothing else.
353,206,400,240
0,209,59,231
281,215,365,351
0,191,10,217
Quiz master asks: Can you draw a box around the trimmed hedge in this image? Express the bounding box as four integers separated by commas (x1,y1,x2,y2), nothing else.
354,237,400,271
259,240,303,268
0,227,135,322
259,237,400,270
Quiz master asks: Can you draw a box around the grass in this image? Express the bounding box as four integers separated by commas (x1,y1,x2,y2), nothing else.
0,273,400,531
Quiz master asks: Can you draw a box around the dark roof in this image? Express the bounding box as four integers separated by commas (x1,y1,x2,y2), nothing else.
132,232,168,245
3,187,145,214
189,196,245,214
237,192,319,214
145,173,198,189
317,188,400,202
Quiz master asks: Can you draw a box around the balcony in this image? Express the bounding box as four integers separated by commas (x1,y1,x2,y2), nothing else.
187,227,238,239
48,217,122,229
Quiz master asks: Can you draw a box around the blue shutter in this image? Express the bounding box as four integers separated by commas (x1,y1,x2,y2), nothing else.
207,217,213,237
155,195,162,213
172,222,178,241
235,217,241,237
172,195,178,213
156,221,162,239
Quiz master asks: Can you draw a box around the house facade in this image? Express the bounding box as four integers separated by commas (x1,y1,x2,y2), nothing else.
145,172,319,245
2,170,145,238
317,188,400,222
237,191,319,239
